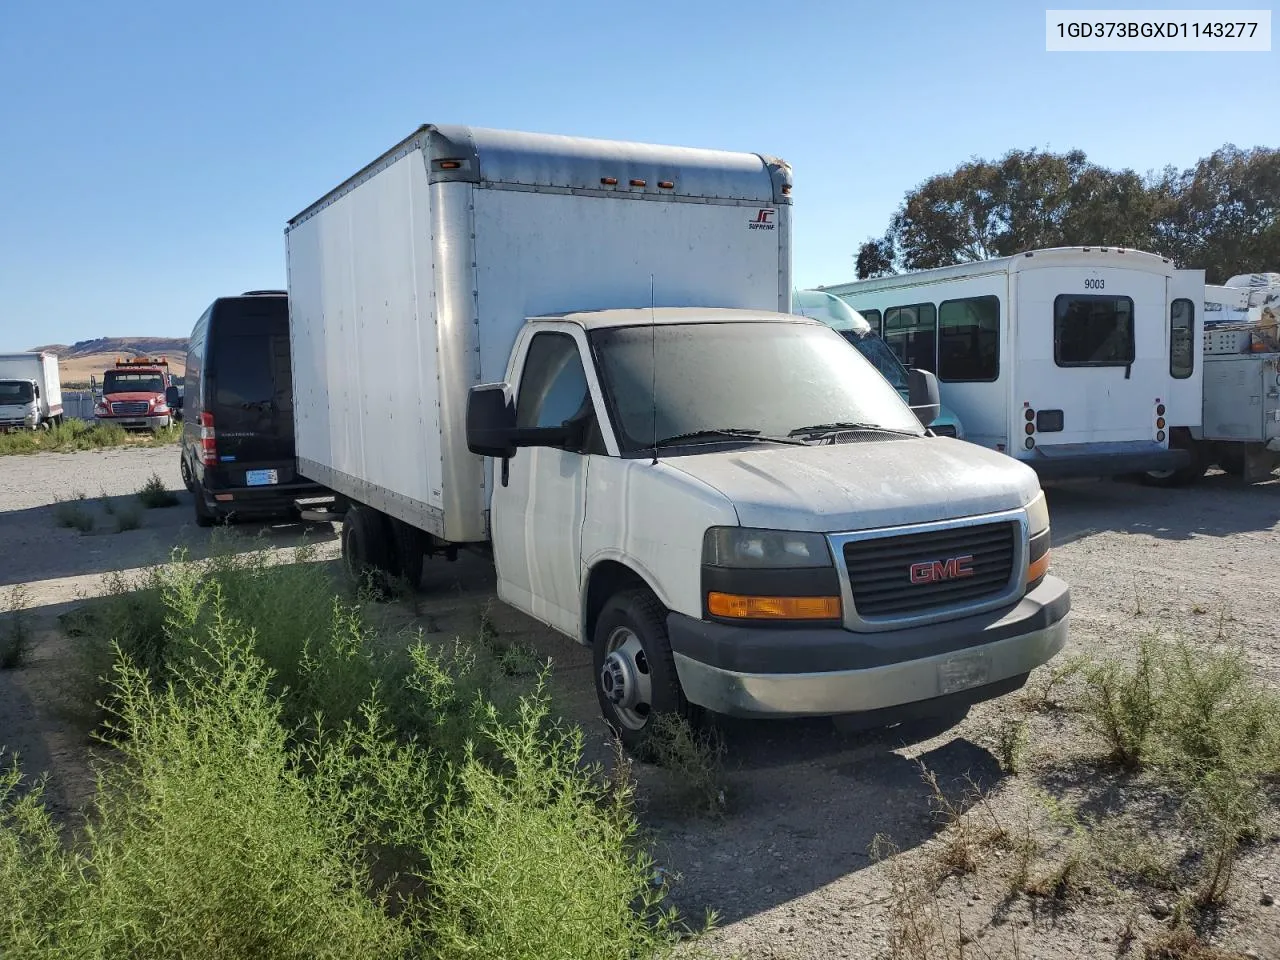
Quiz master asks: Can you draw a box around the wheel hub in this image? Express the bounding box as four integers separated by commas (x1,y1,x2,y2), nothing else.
600,650,640,710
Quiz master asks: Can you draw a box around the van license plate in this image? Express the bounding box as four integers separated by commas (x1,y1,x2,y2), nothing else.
246,469,278,487
938,651,991,695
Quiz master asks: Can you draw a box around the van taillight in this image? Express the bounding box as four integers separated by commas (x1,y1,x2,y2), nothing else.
199,412,218,466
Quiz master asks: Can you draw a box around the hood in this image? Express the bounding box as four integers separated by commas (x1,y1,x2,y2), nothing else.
103,391,162,402
663,437,1039,532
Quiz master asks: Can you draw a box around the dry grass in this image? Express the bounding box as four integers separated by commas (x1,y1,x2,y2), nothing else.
920,764,1010,876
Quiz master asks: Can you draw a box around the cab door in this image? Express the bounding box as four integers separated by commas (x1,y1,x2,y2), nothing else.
490,325,605,638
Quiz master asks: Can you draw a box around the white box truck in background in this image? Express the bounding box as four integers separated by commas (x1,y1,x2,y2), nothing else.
0,351,63,432
285,124,1069,751
819,248,1204,482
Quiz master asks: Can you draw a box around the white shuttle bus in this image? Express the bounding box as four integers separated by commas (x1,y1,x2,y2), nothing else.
820,248,1204,481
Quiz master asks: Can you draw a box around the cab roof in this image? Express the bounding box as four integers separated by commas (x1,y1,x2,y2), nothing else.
529,307,817,331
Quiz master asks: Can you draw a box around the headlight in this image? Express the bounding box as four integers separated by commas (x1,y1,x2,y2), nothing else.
702,527,832,568
1025,491,1051,588
1025,491,1049,537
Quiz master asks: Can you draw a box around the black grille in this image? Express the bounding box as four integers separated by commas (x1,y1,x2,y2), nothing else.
111,401,149,416
843,521,1017,618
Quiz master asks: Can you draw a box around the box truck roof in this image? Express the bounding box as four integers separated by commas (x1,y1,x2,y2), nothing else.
286,124,791,228
538,307,813,330
820,246,1174,297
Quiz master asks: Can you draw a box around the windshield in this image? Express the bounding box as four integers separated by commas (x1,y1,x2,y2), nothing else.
589,320,924,452
792,290,873,336
104,371,165,394
848,333,909,393
0,381,34,405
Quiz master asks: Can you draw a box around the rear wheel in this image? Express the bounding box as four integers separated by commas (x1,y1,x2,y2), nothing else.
179,454,194,492
1142,430,1204,487
387,518,426,591
593,588,698,756
1217,448,1245,477
341,503,394,599
193,489,216,528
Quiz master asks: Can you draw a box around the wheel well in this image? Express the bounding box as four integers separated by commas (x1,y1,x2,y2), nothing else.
582,561,658,645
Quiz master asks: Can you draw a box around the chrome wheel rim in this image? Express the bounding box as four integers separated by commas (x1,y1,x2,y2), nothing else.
600,626,653,731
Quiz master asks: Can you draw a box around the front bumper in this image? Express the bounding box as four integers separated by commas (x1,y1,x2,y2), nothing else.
1019,441,1188,481
98,413,171,429
668,575,1070,717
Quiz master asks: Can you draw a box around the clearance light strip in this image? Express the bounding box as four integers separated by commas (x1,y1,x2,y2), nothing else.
707,592,841,620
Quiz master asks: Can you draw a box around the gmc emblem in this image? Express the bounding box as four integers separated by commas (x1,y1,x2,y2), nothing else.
910,555,975,584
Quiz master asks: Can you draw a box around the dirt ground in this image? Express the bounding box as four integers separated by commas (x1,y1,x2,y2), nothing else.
1,448,1278,959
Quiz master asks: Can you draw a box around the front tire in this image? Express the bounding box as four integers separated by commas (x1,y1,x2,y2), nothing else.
593,588,698,756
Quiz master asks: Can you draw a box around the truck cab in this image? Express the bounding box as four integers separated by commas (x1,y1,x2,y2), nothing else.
0,351,63,432
95,356,176,431
0,379,40,432
467,308,1068,749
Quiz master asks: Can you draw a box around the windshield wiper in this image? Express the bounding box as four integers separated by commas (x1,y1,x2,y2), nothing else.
653,428,808,448
787,421,920,439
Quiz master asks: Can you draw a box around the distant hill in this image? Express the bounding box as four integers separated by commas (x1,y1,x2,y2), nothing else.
28,337,189,386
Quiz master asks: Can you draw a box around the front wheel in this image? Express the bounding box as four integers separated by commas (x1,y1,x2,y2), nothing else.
593,588,698,756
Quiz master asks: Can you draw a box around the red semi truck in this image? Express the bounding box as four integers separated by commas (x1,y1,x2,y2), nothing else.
94,356,179,431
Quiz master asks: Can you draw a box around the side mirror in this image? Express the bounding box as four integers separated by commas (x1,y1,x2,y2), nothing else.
467,383,517,458
907,368,940,428
165,385,183,409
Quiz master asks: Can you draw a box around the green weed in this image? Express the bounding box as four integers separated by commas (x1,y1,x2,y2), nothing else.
137,472,179,509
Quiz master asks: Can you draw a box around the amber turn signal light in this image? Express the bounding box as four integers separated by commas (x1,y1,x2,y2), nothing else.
707,593,841,620
1028,550,1051,584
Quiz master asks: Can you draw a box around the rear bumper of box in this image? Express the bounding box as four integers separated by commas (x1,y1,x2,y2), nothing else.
1017,441,1188,481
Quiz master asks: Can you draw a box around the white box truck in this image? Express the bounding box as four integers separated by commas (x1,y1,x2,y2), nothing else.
819,248,1205,482
285,124,1069,751
0,351,63,432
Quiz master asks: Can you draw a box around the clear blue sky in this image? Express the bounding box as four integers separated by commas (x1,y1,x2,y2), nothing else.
0,0,1273,350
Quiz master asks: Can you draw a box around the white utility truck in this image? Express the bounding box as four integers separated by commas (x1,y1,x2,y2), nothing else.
820,249,1204,482
1155,274,1280,484
0,351,63,432
285,124,1069,751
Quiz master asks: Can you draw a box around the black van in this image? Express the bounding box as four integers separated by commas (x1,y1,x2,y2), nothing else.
175,290,326,526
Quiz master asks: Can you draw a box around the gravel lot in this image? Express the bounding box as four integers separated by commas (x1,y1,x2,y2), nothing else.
1,448,1277,958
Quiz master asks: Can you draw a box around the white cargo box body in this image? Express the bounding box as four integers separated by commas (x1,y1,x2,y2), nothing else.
285,125,792,543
